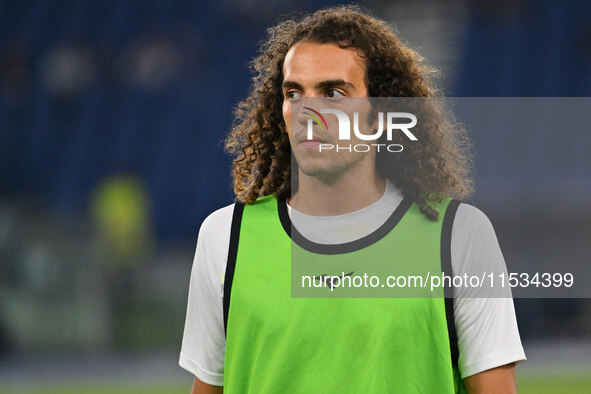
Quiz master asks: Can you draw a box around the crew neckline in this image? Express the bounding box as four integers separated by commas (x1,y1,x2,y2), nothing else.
286,180,398,220
278,183,412,255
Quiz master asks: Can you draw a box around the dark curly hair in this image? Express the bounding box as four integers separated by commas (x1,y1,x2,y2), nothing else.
225,5,473,220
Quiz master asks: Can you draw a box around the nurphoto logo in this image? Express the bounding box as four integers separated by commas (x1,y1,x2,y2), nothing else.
303,107,418,153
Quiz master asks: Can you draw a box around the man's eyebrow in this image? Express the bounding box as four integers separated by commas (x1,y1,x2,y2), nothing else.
281,80,303,90
315,79,355,90
281,79,356,90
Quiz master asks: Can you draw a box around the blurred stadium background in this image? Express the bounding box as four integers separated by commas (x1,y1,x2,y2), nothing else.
1,0,590,392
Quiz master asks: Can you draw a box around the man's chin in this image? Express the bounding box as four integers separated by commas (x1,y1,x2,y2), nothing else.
297,162,344,182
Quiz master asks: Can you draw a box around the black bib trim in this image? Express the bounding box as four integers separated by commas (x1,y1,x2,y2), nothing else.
441,199,461,368
223,202,245,337
277,196,413,255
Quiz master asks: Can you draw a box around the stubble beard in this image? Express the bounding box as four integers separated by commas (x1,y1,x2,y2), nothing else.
295,150,368,184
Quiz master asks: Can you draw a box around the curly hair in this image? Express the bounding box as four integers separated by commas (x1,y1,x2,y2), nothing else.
224,5,473,220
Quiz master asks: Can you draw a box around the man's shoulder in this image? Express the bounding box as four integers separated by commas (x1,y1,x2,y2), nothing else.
198,195,279,237
198,202,236,241
454,202,496,236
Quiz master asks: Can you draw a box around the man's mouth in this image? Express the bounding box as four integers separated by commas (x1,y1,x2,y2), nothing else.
299,138,327,146
296,132,329,145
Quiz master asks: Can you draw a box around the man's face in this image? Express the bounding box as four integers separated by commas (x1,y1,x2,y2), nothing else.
281,42,375,181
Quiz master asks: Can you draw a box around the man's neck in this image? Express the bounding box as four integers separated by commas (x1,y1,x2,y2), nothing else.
289,170,386,216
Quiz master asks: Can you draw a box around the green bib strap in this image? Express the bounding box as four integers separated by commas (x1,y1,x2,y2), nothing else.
223,202,245,337
442,199,461,367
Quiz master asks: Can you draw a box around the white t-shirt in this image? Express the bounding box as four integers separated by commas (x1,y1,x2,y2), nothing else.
179,182,526,386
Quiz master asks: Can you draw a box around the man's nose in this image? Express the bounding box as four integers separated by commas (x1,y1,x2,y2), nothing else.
296,98,323,128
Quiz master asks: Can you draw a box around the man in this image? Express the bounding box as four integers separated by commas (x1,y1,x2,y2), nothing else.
180,6,525,393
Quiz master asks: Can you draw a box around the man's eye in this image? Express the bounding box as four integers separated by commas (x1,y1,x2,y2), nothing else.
325,89,345,100
287,91,302,101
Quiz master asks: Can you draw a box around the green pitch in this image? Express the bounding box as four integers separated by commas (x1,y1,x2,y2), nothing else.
517,374,591,394
3,380,191,394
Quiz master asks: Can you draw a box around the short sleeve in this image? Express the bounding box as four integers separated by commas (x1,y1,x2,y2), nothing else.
451,203,527,378
179,204,234,386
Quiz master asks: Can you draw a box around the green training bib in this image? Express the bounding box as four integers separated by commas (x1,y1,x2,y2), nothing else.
223,195,466,393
